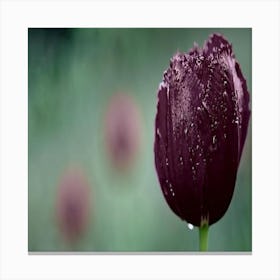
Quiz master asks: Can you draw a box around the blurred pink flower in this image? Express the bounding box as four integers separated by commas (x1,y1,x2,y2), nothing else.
104,93,142,171
56,167,91,243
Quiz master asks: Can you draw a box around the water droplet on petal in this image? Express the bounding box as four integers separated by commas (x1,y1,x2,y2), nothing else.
212,135,217,144
179,156,183,165
156,128,162,138
202,100,209,111
187,223,194,230
210,135,218,152
166,158,169,166
166,86,170,99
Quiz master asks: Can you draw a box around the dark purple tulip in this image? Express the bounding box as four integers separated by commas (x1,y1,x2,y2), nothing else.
154,34,250,227
56,167,91,243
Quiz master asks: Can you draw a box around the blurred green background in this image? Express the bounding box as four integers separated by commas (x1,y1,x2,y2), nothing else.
28,28,252,252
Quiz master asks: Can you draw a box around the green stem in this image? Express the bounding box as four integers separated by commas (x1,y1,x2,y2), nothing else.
199,223,209,251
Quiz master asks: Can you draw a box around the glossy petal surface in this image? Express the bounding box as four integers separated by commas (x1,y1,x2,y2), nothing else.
154,34,250,226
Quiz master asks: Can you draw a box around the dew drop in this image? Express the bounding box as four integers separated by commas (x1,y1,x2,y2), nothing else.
179,156,183,165
210,135,218,152
202,100,208,110
187,223,194,230
212,135,217,144
156,128,162,138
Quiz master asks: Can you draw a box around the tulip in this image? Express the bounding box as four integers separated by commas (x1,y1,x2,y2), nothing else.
154,34,250,250
56,167,91,245
104,93,142,172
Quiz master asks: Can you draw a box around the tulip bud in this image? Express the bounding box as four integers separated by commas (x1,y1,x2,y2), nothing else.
56,167,91,244
104,93,142,172
154,34,250,227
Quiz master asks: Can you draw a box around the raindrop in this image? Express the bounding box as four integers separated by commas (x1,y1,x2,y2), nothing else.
166,158,169,166
187,223,194,230
224,133,227,139
212,135,217,144
179,156,183,165
184,127,188,135
166,86,170,99
191,166,196,179
202,100,208,110
156,128,162,138
210,135,218,152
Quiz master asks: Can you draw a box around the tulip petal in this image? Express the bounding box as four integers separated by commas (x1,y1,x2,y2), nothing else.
154,34,250,226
